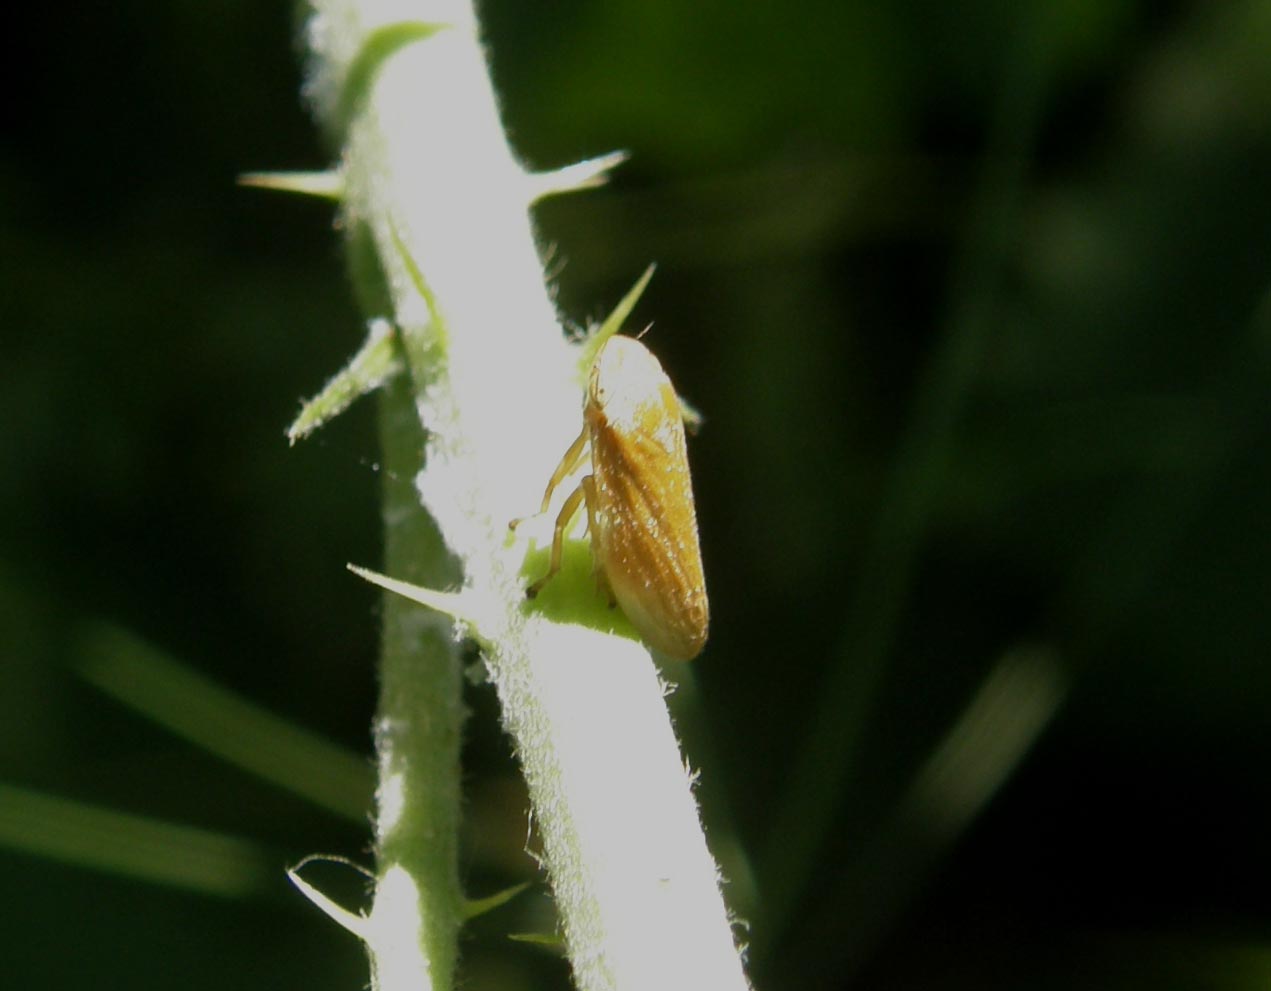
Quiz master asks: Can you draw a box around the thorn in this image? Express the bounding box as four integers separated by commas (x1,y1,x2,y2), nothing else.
347,565,493,647
238,170,344,201
528,150,629,203
578,264,657,376
287,859,371,941
462,881,531,920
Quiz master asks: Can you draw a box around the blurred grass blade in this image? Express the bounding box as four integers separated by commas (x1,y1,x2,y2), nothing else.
787,646,1067,984
902,645,1067,838
76,623,372,822
759,5,1057,946
0,781,270,897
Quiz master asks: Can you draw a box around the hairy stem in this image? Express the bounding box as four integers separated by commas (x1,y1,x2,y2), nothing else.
299,2,748,990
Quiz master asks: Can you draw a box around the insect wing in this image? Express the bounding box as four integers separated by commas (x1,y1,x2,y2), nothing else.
588,380,709,660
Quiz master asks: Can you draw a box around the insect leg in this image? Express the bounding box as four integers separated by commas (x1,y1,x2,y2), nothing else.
536,426,588,514
509,425,588,530
581,475,617,607
526,479,588,598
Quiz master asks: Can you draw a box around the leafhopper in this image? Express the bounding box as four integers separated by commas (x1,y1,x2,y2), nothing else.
516,335,709,660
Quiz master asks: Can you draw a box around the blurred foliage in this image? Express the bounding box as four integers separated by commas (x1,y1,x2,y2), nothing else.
2,1,1269,989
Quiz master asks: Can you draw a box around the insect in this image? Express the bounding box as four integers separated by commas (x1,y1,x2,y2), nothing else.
514,335,709,660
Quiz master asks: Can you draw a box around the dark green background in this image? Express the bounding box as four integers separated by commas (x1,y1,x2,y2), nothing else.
4,1,1269,988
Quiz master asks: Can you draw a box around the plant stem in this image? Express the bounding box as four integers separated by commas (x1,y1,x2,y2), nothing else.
300,3,749,989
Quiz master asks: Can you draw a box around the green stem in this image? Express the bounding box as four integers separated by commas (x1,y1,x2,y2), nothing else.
300,3,748,989
367,369,464,991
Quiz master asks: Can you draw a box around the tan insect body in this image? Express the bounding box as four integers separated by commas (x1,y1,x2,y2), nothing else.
520,336,709,660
